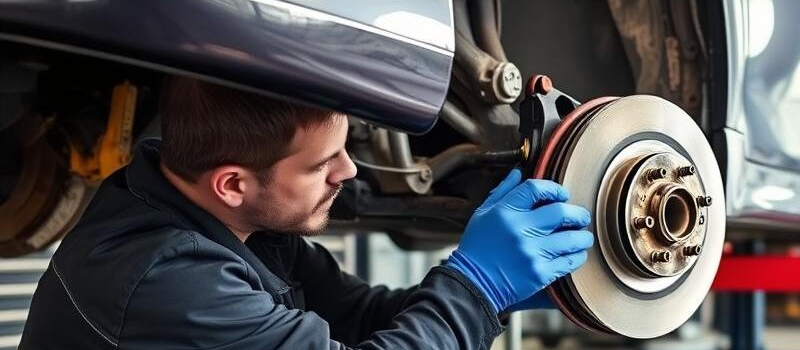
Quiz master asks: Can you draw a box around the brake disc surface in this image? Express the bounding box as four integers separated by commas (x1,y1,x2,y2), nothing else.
534,95,725,338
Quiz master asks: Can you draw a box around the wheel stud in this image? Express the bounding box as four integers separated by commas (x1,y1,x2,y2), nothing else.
651,251,671,263
677,165,696,177
633,216,655,230
697,196,712,207
646,168,668,181
683,245,702,256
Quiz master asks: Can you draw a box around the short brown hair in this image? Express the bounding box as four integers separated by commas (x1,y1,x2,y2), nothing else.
159,76,334,182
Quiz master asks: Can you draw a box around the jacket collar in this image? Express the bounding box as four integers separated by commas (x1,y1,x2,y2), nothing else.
125,139,289,295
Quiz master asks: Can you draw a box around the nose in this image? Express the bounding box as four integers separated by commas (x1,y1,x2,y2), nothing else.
328,150,357,184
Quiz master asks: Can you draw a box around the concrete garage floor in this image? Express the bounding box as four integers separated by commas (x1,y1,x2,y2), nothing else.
491,326,800,350
761,326,800,350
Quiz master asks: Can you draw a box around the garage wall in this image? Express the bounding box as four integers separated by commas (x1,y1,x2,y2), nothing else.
0,245,54,349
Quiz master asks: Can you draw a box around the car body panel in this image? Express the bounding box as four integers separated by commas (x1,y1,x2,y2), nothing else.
284,0,454,52
0,0,454,134
723,0,800,228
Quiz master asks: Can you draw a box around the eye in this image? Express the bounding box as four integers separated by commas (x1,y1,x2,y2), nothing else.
312,162,329,173
311,151,341,173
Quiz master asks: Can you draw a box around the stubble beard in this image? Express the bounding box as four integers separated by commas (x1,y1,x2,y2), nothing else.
250,183,343,237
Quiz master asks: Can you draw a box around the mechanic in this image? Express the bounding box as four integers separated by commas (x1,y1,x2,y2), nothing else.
20,77,594,349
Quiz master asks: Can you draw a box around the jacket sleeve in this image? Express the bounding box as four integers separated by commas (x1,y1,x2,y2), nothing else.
292,238,415,345
118,234,503,350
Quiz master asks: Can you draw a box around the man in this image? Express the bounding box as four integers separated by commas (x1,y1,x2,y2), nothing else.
20,77,593,349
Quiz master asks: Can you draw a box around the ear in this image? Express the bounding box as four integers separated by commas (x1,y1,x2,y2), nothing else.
209,166,249,208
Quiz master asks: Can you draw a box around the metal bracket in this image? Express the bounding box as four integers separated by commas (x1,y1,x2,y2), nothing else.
69,81,137,183
518,75,580,176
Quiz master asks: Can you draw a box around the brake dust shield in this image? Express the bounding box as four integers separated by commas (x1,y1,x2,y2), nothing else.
528,94,725,338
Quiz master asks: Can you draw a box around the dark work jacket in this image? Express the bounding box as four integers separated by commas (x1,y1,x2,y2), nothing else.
19,139,503,349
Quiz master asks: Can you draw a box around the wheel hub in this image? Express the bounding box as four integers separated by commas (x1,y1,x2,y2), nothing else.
604,151,707,279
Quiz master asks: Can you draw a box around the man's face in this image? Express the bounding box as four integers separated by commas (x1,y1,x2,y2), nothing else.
243,115,356,236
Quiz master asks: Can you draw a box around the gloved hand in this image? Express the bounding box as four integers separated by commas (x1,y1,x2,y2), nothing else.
445,169,594,313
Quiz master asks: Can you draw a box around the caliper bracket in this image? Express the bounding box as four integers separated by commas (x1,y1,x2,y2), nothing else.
518,75,580,176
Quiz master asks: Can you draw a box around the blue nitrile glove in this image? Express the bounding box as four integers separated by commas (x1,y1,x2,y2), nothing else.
445,169,594,313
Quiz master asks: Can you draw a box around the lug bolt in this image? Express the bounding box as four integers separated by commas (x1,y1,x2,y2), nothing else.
683,245,702,256
678,165,696,177
646,168,668,181
697,196,713,207
699,215,705,225
633,216,655,230
418,168,432,181
651,251,671,263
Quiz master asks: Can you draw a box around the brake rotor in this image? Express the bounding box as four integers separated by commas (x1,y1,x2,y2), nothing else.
0,116,91,257
532,95,725,338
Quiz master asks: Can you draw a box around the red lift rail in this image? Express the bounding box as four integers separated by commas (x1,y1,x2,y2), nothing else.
713,255,800,292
